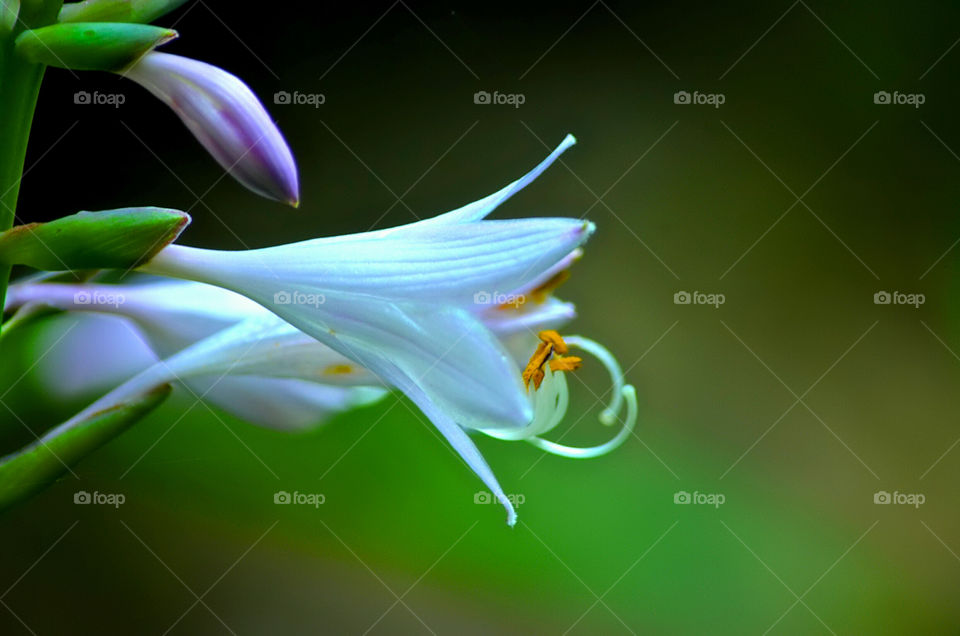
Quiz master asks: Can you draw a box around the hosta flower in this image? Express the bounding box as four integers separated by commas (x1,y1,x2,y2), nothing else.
123,51,299,206
6,279,386,430
136,135,637,525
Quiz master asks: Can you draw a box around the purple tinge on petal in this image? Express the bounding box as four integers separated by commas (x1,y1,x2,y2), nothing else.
124,52,300,206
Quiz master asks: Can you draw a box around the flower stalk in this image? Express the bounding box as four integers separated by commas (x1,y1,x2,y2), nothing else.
0,0,61,320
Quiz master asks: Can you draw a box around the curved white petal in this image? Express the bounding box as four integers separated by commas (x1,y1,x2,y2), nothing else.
483,297,577,337
4,279,267,354
411,134,577,227
380,360,517,526
188,376,388,431
188,218,594,306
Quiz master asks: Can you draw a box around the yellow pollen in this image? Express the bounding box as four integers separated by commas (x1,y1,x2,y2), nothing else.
539,329,568,354
522,331,580,391
549,355,582,373
530,269,570,304
323,364,354,375
495,269,572,311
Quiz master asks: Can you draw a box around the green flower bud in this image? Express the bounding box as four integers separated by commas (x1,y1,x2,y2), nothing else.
58,0,188,24
0,207,190,271
15,21,177,71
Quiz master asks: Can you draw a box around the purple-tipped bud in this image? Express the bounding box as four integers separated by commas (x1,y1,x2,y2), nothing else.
124,52,300,206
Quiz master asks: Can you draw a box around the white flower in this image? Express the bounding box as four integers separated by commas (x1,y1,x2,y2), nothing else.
6,279,386,431
123,51,300,206
136,135,636,525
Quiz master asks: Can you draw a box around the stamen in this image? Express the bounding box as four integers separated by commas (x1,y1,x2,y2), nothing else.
525,336,637,458
538,329,568,354
521,330,576,390
548,355,582,372
521,340,551,390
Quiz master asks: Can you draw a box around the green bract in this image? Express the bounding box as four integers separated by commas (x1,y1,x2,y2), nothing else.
58,0,188,24
0,384,171,511
15,21,176,70
0,0,20,35
0,207,190,271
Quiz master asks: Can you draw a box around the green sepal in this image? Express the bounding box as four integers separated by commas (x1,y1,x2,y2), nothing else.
0,384,171,511
0,0,21,35
15,21,176,70
58,0,187,24
0,207,190,271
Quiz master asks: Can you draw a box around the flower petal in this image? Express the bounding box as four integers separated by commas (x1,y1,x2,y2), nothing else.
188,376,388,431
413,134,577,227
184,217,593,307
382,362,518,526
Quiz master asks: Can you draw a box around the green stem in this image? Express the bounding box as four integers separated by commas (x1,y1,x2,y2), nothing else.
0,0,61,328
0,49,44,312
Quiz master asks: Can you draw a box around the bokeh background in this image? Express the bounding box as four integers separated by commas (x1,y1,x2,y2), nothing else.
2,1,960,633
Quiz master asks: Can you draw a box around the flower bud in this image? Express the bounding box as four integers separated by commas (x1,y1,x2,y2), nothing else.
123,52,300,206
0,207,190,271
15,22,177,71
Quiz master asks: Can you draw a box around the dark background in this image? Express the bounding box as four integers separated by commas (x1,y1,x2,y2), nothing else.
2,1,960,633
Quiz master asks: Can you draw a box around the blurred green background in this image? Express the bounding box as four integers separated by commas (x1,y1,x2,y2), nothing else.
2,1,960,633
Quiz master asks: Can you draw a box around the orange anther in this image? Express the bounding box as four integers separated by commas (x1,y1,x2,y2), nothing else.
538,330,568,355
522,331,580,391
548,355,582,373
